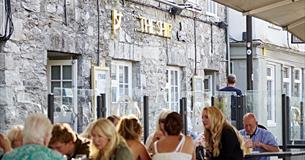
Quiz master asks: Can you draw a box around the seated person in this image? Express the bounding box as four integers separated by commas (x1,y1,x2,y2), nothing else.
118,116,151,160
49,123,90,160
240,113,279,160
152,112,195,160
90,118,132,160
2,113,64,160
6,125,23,149
0,133,12,159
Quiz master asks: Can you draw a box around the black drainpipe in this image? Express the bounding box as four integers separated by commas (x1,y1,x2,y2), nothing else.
97,0,100,66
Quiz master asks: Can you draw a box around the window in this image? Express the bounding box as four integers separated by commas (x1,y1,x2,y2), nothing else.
283,66,291,96
204,75,213,106
111,61,132,103
293,68,302,98
166,67,181,111
0,0,5,36
267,65,276,126
206,0,217,16
47,59,78,129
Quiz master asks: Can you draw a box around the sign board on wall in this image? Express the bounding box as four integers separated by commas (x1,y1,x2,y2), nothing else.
91,66,110,118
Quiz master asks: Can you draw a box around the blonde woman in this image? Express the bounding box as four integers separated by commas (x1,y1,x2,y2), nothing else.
90,118,132,160
145,109,171,153
202,107,245,160
6,125,23,148
2,113,64,160
118,116,151,160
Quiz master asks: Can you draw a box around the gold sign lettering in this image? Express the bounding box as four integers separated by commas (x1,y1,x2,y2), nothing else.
111,9,123,36
136,16,172,38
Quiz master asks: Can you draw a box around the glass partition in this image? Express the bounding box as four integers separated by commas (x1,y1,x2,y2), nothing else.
53,88,94,132
289,96,304,142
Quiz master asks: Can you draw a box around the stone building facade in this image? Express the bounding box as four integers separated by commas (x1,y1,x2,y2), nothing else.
0,0,227,133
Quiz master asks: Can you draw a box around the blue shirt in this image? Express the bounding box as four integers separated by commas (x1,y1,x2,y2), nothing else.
240,127,278,160
2,144,65,160
219,86,242,96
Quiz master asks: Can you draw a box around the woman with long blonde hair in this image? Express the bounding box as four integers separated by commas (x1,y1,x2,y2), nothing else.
90,118,132,160
202,107,245,160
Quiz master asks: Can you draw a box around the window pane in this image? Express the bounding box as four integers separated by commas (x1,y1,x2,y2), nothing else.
125,85,128,96
51,81,60,93
119,66,123,83
166,70,169,83
171,87,175,101
63,81,72,88
63,65,72,80
293,83,300,97
111,64,117,80
283,67,289,78
175,71,178,85
124,66,128,83
51,66,61,80
119,84,123,96
294,70,300,80
175,87,178,101
171,71,174,84
112,87,117,102
283,82,290,95
267,68,271,76
267,80,272,120
166,88,169,102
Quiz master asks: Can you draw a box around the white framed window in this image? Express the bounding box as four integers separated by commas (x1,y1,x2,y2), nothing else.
0,0,5,36
204,75,213,106
47,59,78,130
206,0,217,17
293,68,302,99
283,66,291,96
266,65,276,126
110,61,132,103
166,66,181,111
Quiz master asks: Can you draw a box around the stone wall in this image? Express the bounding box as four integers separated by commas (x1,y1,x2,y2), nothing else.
0,0,227,133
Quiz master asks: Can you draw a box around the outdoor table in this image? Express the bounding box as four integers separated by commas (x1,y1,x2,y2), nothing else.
245,151,305,159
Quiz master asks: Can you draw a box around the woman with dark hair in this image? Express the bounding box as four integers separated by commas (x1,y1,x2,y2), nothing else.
152,112,195,160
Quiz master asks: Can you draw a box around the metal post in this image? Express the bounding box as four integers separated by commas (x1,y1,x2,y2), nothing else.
211,96,214,106
143,96,149,143
183,97,187,135
97,94,106,118
101,94,106,117
246,15,253,91
282,94,288,151
301,101,304,139
47,94,54,123
236,95,244,130
286,96,290,148
97,95,101,118
180,98,187,135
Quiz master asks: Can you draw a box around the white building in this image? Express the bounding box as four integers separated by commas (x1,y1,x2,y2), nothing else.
228,8,305,143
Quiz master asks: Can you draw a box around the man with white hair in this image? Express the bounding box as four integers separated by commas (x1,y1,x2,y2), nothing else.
240,113,279,160
2,113,65,160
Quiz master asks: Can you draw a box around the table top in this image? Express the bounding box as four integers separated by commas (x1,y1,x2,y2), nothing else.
245,151,305,158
